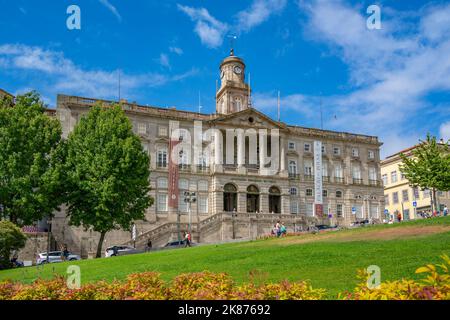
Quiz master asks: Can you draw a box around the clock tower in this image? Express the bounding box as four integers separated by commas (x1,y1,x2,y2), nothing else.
216,49,250,114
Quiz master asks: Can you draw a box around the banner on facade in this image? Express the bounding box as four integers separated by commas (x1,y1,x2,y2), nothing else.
313,141,323,216
168,122,180,209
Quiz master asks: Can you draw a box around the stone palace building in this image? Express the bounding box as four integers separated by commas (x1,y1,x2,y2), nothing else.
50,51,384,257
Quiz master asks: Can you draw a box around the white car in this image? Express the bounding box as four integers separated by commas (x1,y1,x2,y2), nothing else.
36,251,80,265
104,245,137,257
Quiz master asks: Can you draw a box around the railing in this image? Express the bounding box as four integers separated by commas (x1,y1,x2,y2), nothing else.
196,165,210,173
178,164,191,172
323,176,330,182
334,177,344,183
288,173,300,179
353,178,363,185
369,179,380,186
304,174,314,181
157,162,167,169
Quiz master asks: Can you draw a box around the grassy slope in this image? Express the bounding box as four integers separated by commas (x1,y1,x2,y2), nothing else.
1,217,449,298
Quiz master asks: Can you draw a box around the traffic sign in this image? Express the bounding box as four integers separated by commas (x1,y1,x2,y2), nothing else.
413,201,417,207
352,207,356,215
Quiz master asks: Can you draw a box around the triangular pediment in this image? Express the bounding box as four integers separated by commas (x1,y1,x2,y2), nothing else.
210,108,287,130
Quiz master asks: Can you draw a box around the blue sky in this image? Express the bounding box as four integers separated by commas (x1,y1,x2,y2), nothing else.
1,0,450,158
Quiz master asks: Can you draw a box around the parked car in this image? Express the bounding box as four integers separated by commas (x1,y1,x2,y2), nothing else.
315,224,338,230
164,240,197,248
36,251,80,265
105,245,138,257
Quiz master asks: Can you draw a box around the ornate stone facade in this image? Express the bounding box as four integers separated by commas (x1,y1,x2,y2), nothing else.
52,52,384,256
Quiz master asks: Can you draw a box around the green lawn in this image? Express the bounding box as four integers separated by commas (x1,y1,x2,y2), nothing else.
1,216,450,299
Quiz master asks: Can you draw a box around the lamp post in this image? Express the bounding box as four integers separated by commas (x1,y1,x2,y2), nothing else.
46,218,52,263
184,191,197,235
232,208,237,239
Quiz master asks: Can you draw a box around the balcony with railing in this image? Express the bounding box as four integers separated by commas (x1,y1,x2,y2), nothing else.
288,172,300,179
178,164,191,172
369,179,380,186
353,178,363,185
304,174,314,182
334,177,344,184
196,165,210,174
157,161,168,169
322,176,330,183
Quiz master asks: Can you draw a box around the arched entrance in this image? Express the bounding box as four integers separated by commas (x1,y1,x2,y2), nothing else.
247,185,260,213
223,183,237,212
269,186,281,213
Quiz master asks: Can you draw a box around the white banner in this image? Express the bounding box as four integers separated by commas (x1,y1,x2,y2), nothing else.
314,141,323,209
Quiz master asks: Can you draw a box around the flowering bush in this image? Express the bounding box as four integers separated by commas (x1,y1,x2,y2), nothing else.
1,256,449,300
343,254,450,300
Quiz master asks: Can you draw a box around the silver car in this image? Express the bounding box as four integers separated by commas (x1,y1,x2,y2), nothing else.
36,251,80,265
104,245,137,257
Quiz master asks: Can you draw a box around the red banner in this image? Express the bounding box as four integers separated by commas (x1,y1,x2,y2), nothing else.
315,204,324,217
168,136,180,209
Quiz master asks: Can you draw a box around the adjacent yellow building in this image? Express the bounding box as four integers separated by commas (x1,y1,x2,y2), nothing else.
381,146,450,221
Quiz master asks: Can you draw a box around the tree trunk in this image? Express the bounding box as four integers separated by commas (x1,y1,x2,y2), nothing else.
96,231,106,258
432,188,438,214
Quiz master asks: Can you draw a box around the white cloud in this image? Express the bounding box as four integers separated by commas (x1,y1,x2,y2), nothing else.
286,0,450,158
177,5,229,48
0,44,197,102
440,121,450,141
99,0,122,22
157,53,171,68
236,0,287,32
169,46,184,55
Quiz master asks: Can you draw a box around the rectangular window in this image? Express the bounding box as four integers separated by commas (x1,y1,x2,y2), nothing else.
368,150,375,159
382,174,388,186
402,189,409,202
400,172,406,180
334,164,343,178
384,194,390,205
393,192,399,204
323,190,328,197
304,160,313,176
198,196,208,214
158,126,168,137
288,141,296,150
391,171,397,183
352,148,359,157
198,180,208,191
423,189,430,198
290,201,298,214
333,146,340,155
337,204,343,217
352,164,361,179
137,122,146,135
368,167,377,180
413,187,420,199
322,162,328,177
157,194,168,212
306,189,313,197
321,145,326,154
157,178,168,189
157,150,168,167
304,143,311,152
306,203,314,216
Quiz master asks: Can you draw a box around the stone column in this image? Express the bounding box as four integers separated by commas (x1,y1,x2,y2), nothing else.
237,129,246,174
214,129,223,172
280,136,287,177
259,132,266,174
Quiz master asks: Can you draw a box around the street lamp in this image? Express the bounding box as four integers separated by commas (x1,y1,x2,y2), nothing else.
184,191,197,235
232,208,237,239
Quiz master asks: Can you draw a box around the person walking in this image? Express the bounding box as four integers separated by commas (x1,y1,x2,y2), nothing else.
62,244,69,261
146,240,152,252
184,231,191,247
280,223,287,237
397,212,402,223
444,205,449,217
275,221,281,237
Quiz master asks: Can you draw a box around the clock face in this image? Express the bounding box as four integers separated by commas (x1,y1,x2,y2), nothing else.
234,65,242,74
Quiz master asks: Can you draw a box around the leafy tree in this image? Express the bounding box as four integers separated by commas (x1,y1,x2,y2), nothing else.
0,220,27,270
63,104,152,257
0,91,63,225
400,134,450,213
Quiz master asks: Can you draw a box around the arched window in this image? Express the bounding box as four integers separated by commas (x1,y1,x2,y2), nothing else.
336,190,343,198
269,186,281,195
247,185,259,194
224,183,237,193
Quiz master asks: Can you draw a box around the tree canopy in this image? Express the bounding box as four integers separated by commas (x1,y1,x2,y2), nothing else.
0,91,63,225
63,104,152,257
0,220,27,270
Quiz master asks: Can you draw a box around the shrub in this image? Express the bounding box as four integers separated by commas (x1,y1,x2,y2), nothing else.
0,221,27,270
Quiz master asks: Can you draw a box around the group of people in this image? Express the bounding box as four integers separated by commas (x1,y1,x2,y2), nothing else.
271,221,287,237
417,205,449,219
